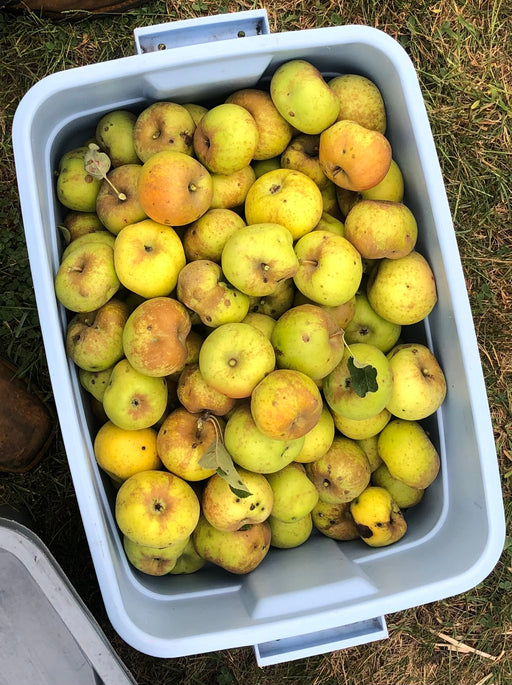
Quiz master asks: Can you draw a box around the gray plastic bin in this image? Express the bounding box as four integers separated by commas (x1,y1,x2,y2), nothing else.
11,10,505,665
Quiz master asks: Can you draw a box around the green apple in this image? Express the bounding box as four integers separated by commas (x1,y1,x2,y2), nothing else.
183,208,246,263
336,159,404,218
114,219,186,298
61,211,104,243
295,404,335,464
225,88,293,160
344,200,417,260
60,230,115,259
224,402,305,474
54,241,119,313
251,368,323,441
280,134,330,190
56,145,102,212
356,434,382,472
181,102,208,125
122,535,189,576
268,513,313,549
344,291,401,353
313,211,345,237
247,278,295,319
209,165,256,210
79,366,114,402
176,259,250,327
244,168,324,241
312,500,359,541
319,120,391,192
371,463,424,509
198,322,276,399
102,359,168,430
133,101,196,162
202,467,274,531
95,110,140,167
193,103,259,175
192,515,271,574
331,407,391,441
366,250,438,325
328,74,386,133
323,342,394,421
270,59,340,134
252,156,281,178
156,407,220,482
169,537,205,574
305,435,371,504
241,312,276,339
377,418,440,489
386,343,447,420
350,485,407,547
66,298,129,372
270,303,344,380
95,163,147,235
293,230,363,307
122,296,191,377
221,223,299,297
265,462,319,522
176,363,236,417
115,469,200,547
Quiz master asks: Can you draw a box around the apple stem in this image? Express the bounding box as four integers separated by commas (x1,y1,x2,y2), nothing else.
104,176,127,201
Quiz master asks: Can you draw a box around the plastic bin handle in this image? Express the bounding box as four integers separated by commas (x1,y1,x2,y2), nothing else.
253,615,388,667
134,9,271,54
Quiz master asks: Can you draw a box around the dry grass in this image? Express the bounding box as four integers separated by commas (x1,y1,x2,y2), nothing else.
0,1,510,683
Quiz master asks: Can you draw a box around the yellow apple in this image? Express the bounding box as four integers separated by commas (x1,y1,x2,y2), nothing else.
294,404,335,463
328,74,386,133
266,462,319,522
350,485,407,547
268,514,313,549
123,535,190,576
93,420,161,482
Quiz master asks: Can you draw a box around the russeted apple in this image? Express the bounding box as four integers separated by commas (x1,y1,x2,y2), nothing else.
156,407,220,481
176,259,250,327
225,88,293,160
328,74,387,133
386,343,447,420
305,435,371,504
193,514,271,574
177,363,236,417
221,223,299,298
319,120,392,192
66,298,129,372
122,297,191,378
132,101,196,162
281,134,331,190
224,402,305,474
202,467,274,531
115,469,200,548
61,211,104,243
311,500,359,541
270,303,344,380
250,368,323,441
183,208,246,263
95,163,147,235
344,199,418,260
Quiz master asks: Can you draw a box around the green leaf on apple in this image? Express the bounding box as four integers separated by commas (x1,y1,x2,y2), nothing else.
199,438,253,498
348,356,378,397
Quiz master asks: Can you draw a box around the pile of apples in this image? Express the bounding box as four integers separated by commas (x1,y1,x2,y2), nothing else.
54,59,447,577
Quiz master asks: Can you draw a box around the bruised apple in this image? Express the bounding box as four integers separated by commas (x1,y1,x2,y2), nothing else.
122,297,191,377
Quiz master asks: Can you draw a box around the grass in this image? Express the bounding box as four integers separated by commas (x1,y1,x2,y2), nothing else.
0,1,510,683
